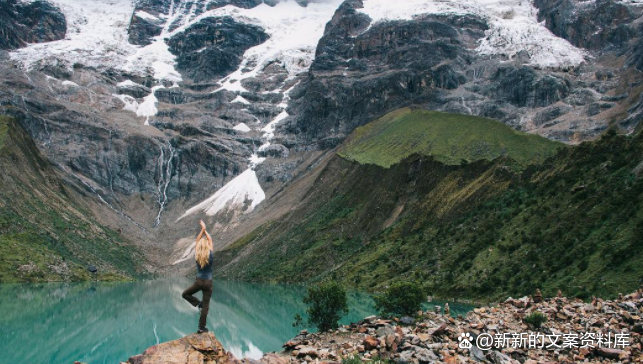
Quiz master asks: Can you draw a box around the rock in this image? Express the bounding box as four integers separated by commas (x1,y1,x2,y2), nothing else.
414,347,438,364
431,323,448,336
376,326,395,338
384,334,396,349
297,347,318,358
126,332,238,364
469,345,487,362
363,336,379,350
533,289,543,303
488,350,517,364
259,353,289,364
633,323,643,333
595,347,627,360
400,316,415,325
399,350,414,362
283,341,300,349
364,315,377,323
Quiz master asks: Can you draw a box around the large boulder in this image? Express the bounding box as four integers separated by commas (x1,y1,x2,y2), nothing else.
126,332,239,364
125,332,291,364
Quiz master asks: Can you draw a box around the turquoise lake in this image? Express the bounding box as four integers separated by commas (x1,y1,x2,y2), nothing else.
0,279,472,364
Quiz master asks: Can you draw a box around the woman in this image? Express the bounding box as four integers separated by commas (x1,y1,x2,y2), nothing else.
182,220,214,334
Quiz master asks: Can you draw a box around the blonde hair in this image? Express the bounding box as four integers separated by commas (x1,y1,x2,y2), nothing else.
195,237,212,268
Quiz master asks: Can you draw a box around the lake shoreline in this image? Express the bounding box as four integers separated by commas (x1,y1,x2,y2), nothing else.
121,289,642,364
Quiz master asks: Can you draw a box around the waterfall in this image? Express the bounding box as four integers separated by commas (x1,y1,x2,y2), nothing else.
155,141,176,227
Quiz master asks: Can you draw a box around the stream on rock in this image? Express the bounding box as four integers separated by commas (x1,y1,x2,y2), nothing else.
0,279,473,364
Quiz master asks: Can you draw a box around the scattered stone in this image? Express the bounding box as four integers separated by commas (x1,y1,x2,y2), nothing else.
400,316,415,325
275,289,643,364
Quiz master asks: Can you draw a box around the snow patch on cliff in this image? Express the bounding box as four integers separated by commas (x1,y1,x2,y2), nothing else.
233,123,251,132
178,169,266,220
10,0,137,71
360,0,586,69
207,0,343,92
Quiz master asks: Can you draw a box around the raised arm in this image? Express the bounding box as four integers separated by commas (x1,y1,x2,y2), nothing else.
204,231,213,250
196,220,206,242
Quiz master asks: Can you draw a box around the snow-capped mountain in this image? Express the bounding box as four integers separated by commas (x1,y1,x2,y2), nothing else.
2,0,643,273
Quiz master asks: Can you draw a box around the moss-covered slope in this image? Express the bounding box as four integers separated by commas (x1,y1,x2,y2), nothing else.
215,110,643,301
339,108,564,168
0,116,145,282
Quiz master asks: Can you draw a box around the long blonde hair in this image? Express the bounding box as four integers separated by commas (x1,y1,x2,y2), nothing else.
195,237,212,268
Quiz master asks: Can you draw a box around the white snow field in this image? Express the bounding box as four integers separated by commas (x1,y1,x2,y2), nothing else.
360,0,586,69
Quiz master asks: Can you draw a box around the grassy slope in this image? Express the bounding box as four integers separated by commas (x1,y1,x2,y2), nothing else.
216,110,643,301
339,108,563,168
0,116,144,282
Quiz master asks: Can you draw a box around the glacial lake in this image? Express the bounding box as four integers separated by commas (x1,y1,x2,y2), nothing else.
0,279,473,364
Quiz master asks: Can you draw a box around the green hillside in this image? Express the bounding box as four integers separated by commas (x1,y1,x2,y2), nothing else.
339,108,564,168
215,111,643,301
0,116,145,282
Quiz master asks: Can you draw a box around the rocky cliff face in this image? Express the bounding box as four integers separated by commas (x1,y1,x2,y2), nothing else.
284,0,643,147
0,116,146,282
167,17,269,82
0,0,66,51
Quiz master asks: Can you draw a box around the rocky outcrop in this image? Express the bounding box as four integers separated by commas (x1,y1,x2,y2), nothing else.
286,9,488,147
534,0,636,51
167,17,269,82
124,332,289,364
282,290,643,364
0,0,66,50
127,0,172,46
488,66,570,108
127,0,267,46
